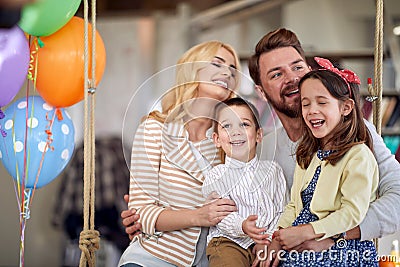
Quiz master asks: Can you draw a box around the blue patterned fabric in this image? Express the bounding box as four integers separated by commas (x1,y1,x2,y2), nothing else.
279,150,378,266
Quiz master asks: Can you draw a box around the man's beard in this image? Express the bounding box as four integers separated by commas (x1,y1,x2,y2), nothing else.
265,92,300,119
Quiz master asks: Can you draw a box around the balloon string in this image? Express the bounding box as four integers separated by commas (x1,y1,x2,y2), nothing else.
19,220,25,267
29,110,57,205
19,90,30,246
19,189,32,267
0,109,6,137
27,38,38,82
21,80,35,228
27,37,39,98
55,108,63,121
44,111,55,151
11,115,22,201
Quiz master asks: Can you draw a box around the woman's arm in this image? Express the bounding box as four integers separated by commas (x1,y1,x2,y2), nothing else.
128,119,165,236
130,119,237,234
155,198,237,231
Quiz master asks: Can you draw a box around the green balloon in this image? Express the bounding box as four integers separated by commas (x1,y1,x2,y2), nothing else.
18,0,81,37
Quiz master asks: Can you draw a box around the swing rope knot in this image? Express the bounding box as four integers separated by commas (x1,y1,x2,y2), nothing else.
79,229,100,267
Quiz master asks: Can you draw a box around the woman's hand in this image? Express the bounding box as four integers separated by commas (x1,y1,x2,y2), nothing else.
197,196,237,227
121,194,142,240
243,215,271,245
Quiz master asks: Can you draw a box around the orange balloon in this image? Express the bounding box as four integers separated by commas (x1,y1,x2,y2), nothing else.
31,16,106,107
379,260,396,267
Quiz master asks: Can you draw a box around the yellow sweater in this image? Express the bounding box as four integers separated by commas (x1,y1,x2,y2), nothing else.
278,144,379,240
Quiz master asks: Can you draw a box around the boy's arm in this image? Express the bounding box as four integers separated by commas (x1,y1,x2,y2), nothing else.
217,212,248,237
268,163,288,231
278,164,302,229
202,165,225,198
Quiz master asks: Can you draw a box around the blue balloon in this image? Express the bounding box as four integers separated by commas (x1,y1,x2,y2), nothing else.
0,96,75,188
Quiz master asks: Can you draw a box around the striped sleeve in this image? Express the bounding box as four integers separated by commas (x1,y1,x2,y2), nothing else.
202,165,228,198
128,119,165,236
278,164,301,229
202,166,220,198
266,162,287,232
216,211,247,237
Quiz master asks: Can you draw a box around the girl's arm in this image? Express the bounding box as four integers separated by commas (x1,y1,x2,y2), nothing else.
278,146,379,249
309,147,379,240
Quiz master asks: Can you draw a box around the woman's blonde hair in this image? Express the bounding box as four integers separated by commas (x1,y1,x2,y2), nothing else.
148,40,240,123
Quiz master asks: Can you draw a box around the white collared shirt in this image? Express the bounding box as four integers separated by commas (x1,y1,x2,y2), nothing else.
202,156,288,249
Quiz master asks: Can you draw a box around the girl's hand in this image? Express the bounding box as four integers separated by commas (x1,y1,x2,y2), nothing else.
243,215,271,245
275,224,317,250
197,197,237,227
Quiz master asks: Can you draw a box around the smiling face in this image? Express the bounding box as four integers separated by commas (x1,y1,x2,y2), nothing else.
213,105,263,162
257,47,310,118
300,78,353,148
197,47,238,102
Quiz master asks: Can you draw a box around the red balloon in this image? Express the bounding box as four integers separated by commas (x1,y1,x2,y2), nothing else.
31,16,106,108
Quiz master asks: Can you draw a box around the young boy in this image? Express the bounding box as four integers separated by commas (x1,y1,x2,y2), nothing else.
202,97,287,266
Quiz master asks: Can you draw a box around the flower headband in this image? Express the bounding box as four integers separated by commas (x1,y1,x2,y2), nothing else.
314,57,360,97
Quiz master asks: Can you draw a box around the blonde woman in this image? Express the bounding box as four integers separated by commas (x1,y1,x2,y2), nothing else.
119,41,241,267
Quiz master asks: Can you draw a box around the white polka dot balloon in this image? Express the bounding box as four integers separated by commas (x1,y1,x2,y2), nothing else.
0,96,75,188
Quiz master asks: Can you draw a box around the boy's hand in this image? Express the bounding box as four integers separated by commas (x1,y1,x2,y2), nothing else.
243,215,271,245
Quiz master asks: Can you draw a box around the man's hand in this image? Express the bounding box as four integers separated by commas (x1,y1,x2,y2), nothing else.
252,238,281,267
290,238,334,252
345,225,361,240
121,194,142,240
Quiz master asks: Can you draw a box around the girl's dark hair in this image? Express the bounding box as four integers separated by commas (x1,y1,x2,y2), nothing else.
213,97,261,133
296,70,373,168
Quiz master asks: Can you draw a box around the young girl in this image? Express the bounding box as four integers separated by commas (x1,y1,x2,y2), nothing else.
202,97,287,267
268,57,379,266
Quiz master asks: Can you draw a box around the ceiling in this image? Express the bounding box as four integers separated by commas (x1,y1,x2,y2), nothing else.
81,0,232,16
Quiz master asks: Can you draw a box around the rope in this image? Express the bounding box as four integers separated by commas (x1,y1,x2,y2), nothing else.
372,0,384,251
79,0,99,266
373,0,384,135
